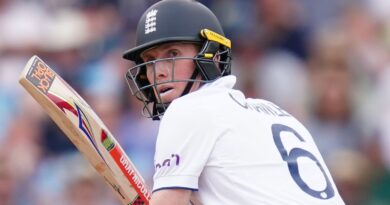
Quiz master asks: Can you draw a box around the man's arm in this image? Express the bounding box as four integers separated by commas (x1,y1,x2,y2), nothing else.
150,189,192,205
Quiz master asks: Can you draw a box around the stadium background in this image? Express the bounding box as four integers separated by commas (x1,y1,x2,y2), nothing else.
1,0,390,204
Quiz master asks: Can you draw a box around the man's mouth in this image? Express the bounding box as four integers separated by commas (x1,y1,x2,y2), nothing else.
159,87,173,94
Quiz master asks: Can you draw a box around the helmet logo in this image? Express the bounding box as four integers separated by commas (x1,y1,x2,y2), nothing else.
145,9,158,34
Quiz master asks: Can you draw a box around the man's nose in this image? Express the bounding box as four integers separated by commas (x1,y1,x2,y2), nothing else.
154,60,172,79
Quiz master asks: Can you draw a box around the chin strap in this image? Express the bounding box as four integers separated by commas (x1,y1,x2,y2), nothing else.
180,69,199,97
152,103,168,120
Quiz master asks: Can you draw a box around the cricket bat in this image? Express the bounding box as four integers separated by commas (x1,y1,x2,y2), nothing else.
19,56,151,205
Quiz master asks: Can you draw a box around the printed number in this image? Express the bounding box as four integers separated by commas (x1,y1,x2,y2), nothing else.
272,124,335,199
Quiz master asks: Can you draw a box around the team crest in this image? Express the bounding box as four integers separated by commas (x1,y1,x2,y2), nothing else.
145,9,158,34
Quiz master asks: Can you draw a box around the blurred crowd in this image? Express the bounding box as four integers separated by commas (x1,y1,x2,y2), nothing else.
0,0,390,204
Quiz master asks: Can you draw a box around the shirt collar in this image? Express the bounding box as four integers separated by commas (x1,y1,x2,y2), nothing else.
200,75,237,90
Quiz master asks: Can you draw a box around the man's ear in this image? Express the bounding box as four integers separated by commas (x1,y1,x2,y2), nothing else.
195,41,222,80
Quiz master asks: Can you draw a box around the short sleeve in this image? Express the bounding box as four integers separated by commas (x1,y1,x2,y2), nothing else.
152,99,221,192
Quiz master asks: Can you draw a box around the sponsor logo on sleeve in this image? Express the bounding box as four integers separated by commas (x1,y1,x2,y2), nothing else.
155,154,180,170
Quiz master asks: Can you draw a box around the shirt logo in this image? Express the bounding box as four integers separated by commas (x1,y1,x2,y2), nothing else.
155,154,180,170
145,9,158,34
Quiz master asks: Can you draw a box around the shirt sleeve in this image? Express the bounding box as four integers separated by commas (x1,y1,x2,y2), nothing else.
152,100,222,192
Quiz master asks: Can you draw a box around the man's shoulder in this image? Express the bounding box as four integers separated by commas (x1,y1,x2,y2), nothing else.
172,84,230,107
162,87,232,125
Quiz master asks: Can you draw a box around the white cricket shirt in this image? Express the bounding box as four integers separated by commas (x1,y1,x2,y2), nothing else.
153,75,345,205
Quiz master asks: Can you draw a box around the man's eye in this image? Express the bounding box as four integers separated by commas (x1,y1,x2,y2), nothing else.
144,57,155,62
168,50,179,57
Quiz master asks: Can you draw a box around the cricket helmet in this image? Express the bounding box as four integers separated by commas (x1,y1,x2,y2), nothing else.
123,0,232,119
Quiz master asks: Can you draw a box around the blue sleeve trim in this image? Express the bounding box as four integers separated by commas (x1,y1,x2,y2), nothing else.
152,186,198,193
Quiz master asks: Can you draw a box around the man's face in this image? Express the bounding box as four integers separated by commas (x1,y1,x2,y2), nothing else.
140,42,201,103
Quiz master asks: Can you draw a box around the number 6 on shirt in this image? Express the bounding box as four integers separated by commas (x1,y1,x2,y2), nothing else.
272,123,335,199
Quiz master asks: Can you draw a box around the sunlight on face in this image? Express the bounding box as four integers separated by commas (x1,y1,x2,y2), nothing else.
140,42,201,103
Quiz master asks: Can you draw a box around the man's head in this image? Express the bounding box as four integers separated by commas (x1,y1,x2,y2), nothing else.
123,0,232,119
